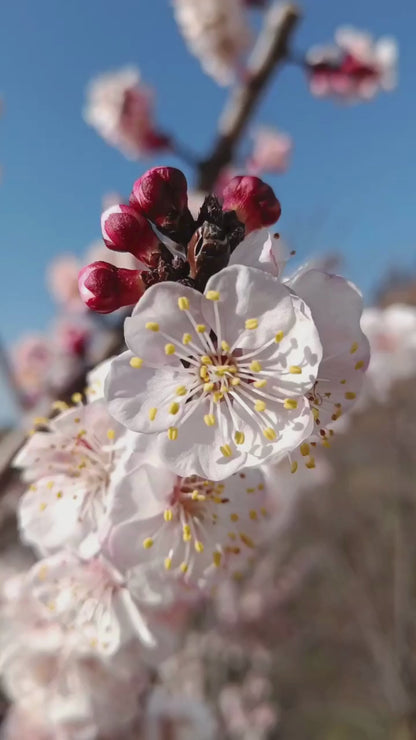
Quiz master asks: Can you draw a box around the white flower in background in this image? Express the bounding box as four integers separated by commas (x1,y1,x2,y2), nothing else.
14,399,126,556
106,264,322,480
336,26,398,93
145,686,217,740
361,304,416,402
83,67,169,159
172,0,251,85
231,231,370,467
102,461,269,592
306,26,398,102
247,127,293,175
0,571,150,739
28,552,156,655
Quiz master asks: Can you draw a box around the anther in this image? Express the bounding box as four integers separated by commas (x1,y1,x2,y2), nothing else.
165,343,175,355
168,427,178,440
178,297,189,310
204,414,216,426
283,398,298,410
145,322,159,332
289,365,302,374
245,318,258,330
249,360,262,372
130,356,143,368
143,538,154,549
220,444,232,457
169,402,180,415
275,331,284,343
263,428,276,441
254,400,266,412
234,431,245,445
206,290,220,301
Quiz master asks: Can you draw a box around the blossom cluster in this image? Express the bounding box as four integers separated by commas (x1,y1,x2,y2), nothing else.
306,26,398,102
0,166,371,737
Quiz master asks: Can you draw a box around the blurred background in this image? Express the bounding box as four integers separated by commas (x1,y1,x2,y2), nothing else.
1,1,416,738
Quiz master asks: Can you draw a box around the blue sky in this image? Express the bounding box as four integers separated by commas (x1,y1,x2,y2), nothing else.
0,0,414,422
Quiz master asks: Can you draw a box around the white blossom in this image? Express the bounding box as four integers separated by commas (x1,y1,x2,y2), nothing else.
172,0,251,85
106,264,322,480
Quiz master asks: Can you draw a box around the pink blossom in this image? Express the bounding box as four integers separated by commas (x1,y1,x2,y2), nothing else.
83,67,170,159
306,27,398,102
46,255,83,309
247,127,292,175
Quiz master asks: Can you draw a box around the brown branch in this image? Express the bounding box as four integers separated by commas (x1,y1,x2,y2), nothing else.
196,2,301,192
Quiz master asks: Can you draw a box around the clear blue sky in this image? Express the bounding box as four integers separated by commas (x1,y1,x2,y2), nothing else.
0,0,415,422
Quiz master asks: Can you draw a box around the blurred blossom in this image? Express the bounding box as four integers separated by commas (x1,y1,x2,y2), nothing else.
307,26,398,102
219,673,279,739
83,67,170,159
247,127,292,175
47,255,83,309
172,0,251,85
361,304,416,402
11,334,53,406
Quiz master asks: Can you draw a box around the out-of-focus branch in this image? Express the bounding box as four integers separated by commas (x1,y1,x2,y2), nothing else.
196,2,301,192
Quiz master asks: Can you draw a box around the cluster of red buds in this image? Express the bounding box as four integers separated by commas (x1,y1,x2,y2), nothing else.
78,167,281,313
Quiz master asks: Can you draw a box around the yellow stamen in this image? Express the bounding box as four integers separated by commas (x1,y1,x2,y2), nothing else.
180,562,188,573
129,356,143,368
52,400,69,411
143,538,154,549
254,379,267,388
283,398,298,410
350,342,359,354
230,513,239,522
106,429,115,441
196,324,206,333
249,360,262,372
148,407,157,421
305,457,316,469
249,510,258,520
213,391,223,403
39,502,47,511
182,333,192,344
168,427,178,441
263,428,276,441
71,393,83,404
195,541,204,553
164,557,172,570
289,365,302,374
164,509,173,522
221,340,230,352
176,386,187,396
220,444,232,457
245,318,258,330
204,382,214,392
183,524,192,542
275,331,284,343
169,402,180,415
300,443,310,456
290,461,298,474
355,360,364,370
213,552,222,567
240,533,255,549
178,297,189,310
234,431,245,445
206,290,220,301
165,343,175,355
204,414,216,427
345,391,356,400
254,400,266,412
230,377,241,386
145,322,159,332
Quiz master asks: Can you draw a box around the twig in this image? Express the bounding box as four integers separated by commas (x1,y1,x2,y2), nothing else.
196,2,301,192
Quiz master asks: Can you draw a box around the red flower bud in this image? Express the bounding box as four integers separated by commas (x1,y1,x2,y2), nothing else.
222,176,281,233
130,167,188,230
101,204,160,267
78,261,145,314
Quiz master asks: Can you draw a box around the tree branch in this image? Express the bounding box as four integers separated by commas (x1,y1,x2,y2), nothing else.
196,2,301,192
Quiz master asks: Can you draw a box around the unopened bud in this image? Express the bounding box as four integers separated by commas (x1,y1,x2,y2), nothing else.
78,261,144,313
222,176,281,233
130,167,188,231
101,204,160,267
